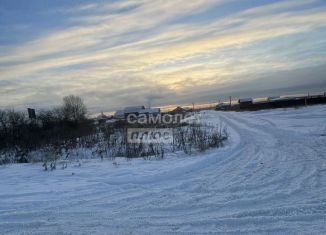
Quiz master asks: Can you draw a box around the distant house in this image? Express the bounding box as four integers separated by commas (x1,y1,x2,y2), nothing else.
267,96,280,102
216,103,229,110
113,106,145,120
238,98,253,104
169,106,187,115
238,98,253,110
123,106,145,119
114,110,125,119
139,108,160,116
96,112,108,124
124,106,145,115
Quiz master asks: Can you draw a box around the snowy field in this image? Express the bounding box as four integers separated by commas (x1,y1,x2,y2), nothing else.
1,105,326,234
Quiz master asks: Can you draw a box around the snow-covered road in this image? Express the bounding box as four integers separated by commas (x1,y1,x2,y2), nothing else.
1,106,326,234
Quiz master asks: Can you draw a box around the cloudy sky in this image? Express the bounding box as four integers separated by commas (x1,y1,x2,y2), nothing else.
1,0,326,113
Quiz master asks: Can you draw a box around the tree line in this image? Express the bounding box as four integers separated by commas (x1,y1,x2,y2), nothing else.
0,95,95,162
0,96,229,166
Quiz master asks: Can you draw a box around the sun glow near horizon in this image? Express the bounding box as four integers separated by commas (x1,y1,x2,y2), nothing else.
1,0,326,112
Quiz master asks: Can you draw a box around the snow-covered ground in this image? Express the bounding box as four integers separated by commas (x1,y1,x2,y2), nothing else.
1,105,326,234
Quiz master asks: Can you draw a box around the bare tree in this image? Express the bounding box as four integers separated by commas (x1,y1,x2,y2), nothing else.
0,110,8,131
62,95,87,122
7,109,26,128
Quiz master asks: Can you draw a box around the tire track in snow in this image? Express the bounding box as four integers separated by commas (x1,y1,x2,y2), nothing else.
1,108,326,234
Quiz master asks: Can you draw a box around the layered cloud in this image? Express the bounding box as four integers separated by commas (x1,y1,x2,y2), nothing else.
1,0,326,112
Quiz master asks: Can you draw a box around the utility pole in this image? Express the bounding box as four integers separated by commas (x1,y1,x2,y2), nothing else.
229,96,232,107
